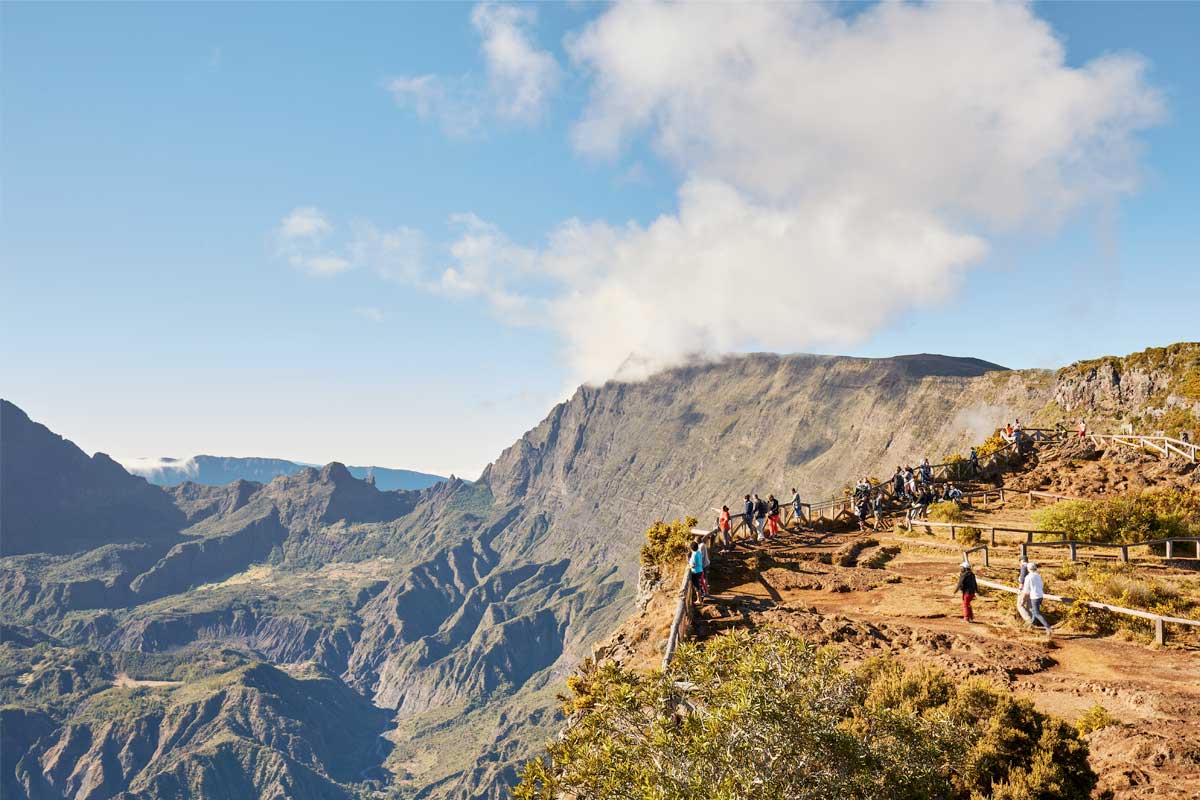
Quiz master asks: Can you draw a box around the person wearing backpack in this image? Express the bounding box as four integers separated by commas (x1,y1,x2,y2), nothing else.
753,494,768,540
790,488,803,528
954,560,978,622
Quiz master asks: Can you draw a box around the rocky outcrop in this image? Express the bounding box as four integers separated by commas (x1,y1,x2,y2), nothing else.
1,400,185,556
128,510,288,602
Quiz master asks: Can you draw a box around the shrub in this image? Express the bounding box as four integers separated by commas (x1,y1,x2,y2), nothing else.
639,517,701,566
1032,488,1200,544
1075,704,1116,736
517,631,1096,800
976,430,1010,459
928,501,966,523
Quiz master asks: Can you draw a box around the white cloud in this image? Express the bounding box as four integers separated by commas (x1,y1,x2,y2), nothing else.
387,75,484,138
471,2,561,122
439,1,1162,384
354,306,386,323
279,207,332,240
389,2,559,134
121,456,198,481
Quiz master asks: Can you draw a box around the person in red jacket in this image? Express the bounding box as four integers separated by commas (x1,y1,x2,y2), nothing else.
718,505,732,549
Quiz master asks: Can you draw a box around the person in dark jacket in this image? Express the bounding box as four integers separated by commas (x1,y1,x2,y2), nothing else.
766,495,781,537
753,494,768,540
955,561,978,622
892,467,905,498
743,495,754,541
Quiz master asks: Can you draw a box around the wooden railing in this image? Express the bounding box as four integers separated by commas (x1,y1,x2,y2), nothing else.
662,525,721,669
900,518,1200,561
1091,433,1198,463
976,578,1200,646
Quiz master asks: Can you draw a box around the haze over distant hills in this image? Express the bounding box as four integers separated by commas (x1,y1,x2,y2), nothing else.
123,454,448,491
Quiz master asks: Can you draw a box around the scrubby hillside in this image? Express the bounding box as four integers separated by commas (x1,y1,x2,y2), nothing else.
2,344,1196,799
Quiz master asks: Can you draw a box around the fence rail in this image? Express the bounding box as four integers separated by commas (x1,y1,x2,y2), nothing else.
976,578,1200,646
901,518,1200,560
1091,433,1198,463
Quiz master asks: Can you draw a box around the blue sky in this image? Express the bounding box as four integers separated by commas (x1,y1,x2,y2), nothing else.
3,2,1197,478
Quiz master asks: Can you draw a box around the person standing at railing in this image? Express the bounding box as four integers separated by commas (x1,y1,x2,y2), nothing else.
954,560,978,622
743,495,754,541
766,494,781,537
1020,563,1052,636
871,492,885,531
892,467,905,499
1077,419,1087,438
790,488,802,528
968,447,979,477
688,542,706,601
919,459,932,484
753,494,768,541
718,505,732,549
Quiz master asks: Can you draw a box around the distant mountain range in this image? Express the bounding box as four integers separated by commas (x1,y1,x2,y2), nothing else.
122,454,448,491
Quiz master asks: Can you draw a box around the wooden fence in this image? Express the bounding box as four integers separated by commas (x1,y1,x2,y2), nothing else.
976,578,1200,646
902,518,1200,560
1090,433,1198,463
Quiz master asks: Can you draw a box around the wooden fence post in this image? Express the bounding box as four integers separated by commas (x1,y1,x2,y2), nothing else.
1166,540,1174,559
989,528,996,547
1154,618,1166,646
949,525,956,542
1121,546,1130,563
1069,542,1078,562
1020,542,1027,560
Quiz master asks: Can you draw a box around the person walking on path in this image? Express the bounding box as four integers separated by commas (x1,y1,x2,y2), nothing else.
688,542,706,601
699,538,711,595
872,492,885,531
766,495,781,537
1015,555,1033,623
920,458,932,484
791,488,803,528
742,495,754,542
968,447,979,477
954,561,978,622
718,505,732,549
1020,563,1052,635
892,467,905,498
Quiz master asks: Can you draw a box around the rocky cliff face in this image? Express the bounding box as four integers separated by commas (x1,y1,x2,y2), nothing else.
1047,343,1200,435
5,347,1188,799
1,400,185,556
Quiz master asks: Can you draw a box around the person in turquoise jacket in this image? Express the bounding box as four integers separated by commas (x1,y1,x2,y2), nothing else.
689,542,706,601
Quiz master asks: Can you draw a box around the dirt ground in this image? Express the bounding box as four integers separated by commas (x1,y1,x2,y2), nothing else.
600,488,1200,799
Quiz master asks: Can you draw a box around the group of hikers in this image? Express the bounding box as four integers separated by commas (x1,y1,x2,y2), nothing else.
689,489,806,599
953,554,1053,636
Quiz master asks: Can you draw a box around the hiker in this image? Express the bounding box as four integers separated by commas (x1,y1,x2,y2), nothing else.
743,495,754,541
1020,562,1052,635
892,467,905,498
766,494,781,536
954,560,978,622
872,492,885,530
920,458,932,484
688,542,706,601
1006,422,1014,440
1077,419,1087,438
718,505,732,549
915,485,933,520
699,538,711,595
968,447,979,476
904,469,918,499
855,496,871,531
946,484,964,503
753,494,768,540
790,488,803,528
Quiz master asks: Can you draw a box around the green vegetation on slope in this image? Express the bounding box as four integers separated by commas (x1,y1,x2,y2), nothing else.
1032,488,1200,544
515,630,1095,800
640,517,701,566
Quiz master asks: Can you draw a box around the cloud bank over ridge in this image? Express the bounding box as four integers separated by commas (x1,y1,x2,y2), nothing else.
281,1,1164,386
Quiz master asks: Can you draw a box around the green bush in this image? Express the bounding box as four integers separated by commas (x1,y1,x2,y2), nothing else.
517,631,1096,800
1075,704,1116,736
928,501,966,523
640,517,701,566
1032,488,1200,544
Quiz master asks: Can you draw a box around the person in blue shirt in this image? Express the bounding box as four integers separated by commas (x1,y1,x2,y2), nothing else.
689,542,706,600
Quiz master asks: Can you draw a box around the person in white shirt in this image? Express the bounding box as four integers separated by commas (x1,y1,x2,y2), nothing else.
1020,563,1052,635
